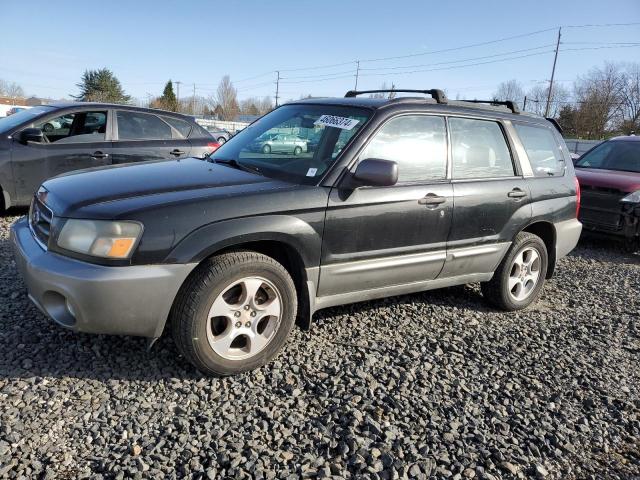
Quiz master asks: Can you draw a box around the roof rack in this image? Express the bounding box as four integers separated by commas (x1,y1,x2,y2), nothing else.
345,89,448,104
458,99,520,114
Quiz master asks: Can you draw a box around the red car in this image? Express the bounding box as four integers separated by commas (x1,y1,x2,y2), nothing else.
574,136,640,249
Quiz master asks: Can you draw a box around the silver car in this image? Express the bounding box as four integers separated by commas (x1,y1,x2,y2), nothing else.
259,134,308,155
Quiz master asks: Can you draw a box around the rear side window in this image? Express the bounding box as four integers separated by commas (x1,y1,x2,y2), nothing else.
117,111,172,140
189,123,213,138
162,116,192,138
449,118,514,179
514,123,565,177
359,115,447,182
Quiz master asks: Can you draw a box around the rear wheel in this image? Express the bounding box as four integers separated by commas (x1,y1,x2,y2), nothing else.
217,137,226,144
171,251,297,375
262,144,271,154
481,232,548,311
42,123,54,132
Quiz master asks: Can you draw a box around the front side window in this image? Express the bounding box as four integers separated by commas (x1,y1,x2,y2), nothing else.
450,117,514,179
575,141,640,173
514,123,565,177
359,115,447,183
117,111,172,140
35,111,107,143
211,104,371,185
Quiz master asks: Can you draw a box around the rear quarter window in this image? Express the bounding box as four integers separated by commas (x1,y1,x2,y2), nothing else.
514,123,565,177
162,116,192,138
189,123,214,139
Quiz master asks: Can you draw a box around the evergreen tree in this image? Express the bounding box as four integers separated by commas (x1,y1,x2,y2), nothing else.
74,68,130,103
159,80,178,111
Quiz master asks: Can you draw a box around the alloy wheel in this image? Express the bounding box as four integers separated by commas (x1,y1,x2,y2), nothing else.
508,246,541,301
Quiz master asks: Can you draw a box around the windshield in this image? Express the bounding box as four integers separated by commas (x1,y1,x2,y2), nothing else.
210,104,371,185
576,140,640,173
0,106,56,134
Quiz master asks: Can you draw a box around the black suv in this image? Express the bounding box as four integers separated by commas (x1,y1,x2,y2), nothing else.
11,89,582,375
0,103,218,209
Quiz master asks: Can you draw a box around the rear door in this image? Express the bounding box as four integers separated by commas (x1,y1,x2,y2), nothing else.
10,109,112,204
439,116,531,278
319,114,453,296
111,110,192,164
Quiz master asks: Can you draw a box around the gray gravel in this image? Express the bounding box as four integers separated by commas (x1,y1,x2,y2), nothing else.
1,212,639,479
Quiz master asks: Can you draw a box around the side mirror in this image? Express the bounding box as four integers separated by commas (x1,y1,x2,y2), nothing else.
19,128,45,144
346,158,398,188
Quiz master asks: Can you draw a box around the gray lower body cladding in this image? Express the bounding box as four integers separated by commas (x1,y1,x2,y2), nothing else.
11,218,196,338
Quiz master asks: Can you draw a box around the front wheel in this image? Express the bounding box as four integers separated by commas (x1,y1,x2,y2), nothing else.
170,251,297,375
262,144,271,154
293,146,302,156
481,232,548,311
217,137,226,144
42,123,54,132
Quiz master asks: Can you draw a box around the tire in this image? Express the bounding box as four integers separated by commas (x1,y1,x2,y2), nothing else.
293,146,302,156
262,144,271,154
170,251,297,376
481,232,548,311
217,137,226,144
42,123,53,132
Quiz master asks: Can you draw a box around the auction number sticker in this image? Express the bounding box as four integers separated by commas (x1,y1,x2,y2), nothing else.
314,115,360,130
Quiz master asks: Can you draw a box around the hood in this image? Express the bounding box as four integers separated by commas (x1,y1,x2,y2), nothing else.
575,167,640,193
42,158,288,217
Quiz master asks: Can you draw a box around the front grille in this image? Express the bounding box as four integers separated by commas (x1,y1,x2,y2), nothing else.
579,187,626,232
29,195,54,249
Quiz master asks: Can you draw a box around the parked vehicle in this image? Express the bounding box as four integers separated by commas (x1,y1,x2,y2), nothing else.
11,89,581,375
204,126,232,144
0,103,220,209
574,136,640,249
6,107,27,116
257,133,308,155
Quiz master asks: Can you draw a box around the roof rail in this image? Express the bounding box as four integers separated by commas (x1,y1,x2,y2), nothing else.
458,99,520,114
345,89,448,104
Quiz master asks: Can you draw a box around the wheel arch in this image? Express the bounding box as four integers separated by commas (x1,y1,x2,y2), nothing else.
521,221,556,278
163,216,321,336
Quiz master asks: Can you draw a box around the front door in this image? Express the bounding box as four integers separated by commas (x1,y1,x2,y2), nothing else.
11,109,112,203
111,110,192,164
439,116,531,278
319,114,452,297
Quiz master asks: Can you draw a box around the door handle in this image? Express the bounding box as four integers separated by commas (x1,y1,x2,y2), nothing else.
90,151,109,159
170,149,185,156
418,193,447,206
507,188,527,199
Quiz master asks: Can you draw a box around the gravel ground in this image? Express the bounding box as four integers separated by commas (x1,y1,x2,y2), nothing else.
1,212,639,479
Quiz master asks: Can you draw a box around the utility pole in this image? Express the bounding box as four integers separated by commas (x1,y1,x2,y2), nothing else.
545,27,561,117
523,95,527,111
354,60,360,90
192,83,196,114
175,81,182,106
275,71,280,107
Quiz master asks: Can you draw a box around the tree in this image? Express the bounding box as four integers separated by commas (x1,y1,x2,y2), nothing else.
156,80,178,111
493,80,525,109
524,83,570,118
572,63,625,139
0,79,25,99
619,63,640,133
74,68,130,103
215,75,239,121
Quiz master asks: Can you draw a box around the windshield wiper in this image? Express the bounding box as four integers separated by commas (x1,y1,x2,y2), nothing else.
213,158,263,176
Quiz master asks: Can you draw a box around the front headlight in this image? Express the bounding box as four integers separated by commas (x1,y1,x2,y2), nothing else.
57,219,143,259
621,190,640,203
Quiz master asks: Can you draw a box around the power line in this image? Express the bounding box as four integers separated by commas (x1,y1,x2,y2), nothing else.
358,44,555,72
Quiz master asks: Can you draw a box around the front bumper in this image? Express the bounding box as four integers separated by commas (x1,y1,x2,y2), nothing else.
11,218,197,338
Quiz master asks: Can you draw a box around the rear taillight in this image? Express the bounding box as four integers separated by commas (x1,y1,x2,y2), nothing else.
575,176,581,218
207,142,221,152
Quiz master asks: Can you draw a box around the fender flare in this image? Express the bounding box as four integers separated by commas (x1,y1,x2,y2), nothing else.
165,214,322,268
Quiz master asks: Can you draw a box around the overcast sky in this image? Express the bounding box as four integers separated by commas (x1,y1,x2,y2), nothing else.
1,0,639,103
